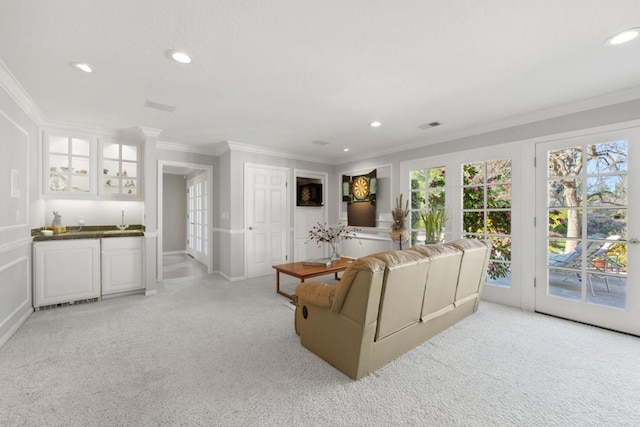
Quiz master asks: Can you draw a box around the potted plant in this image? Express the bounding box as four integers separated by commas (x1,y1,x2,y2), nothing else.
421,205,448,244
390,194,410,249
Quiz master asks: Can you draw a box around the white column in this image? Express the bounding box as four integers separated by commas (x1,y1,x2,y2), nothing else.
138,126,162,295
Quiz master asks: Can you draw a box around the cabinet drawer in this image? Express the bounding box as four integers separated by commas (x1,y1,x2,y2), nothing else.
101,236,142,251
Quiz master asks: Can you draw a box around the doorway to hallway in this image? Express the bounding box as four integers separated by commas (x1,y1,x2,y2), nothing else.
158,160,213,280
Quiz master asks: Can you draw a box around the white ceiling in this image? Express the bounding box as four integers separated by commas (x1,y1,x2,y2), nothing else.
1,1,640,163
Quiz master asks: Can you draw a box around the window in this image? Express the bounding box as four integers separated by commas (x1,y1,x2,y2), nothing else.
462,159,512,287
410,167,445,245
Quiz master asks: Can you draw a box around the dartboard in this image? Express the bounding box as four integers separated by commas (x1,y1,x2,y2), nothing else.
352,176,369,200
301,186,311,202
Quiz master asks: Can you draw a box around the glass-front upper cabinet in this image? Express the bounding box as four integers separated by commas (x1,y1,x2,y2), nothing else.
44,133,96,196
100,141,141,199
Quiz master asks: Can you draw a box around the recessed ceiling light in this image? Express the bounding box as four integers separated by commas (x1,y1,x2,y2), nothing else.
169,50,193,64
343,148,349,152
605,28,640,45
71,62,94,73
369,121,382,128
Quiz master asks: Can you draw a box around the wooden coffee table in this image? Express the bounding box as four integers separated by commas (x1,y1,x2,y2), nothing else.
272,257,353,301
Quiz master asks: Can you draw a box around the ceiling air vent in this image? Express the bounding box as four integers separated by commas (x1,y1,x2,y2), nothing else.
311,140,330,146
144,100,176,113
417,121,441,130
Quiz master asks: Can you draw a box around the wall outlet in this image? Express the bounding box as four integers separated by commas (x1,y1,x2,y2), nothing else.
78,216,85,226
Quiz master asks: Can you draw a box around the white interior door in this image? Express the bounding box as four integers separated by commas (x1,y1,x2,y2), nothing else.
187,173,208,266
535,130,640,335
245,164,288,278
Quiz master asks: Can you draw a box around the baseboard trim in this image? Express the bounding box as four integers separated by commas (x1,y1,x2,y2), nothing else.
101,289,145,299
163,250,187,255
215,270,247,282
145,290,158,296
0,305,32,349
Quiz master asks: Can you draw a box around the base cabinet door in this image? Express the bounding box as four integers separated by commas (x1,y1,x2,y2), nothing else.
101,237,143,295
33,239,101,308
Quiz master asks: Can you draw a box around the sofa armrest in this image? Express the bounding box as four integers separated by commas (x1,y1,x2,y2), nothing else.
296,282,337,308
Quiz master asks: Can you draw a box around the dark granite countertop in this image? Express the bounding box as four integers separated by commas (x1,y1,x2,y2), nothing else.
32,225,145,241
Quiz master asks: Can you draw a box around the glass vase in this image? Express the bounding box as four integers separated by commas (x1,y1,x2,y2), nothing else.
329,240,341,261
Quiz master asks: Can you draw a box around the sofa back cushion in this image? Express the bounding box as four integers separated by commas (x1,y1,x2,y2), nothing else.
369,251,429,341
446,239,491,303
409,244,463,321
331,257,386,326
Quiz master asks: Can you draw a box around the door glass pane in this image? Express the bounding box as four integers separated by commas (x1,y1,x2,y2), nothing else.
463,187,484,209
487,185,511,208
586,141,627,173
463,162,484,185
548,147,582,177
547,179,582,207
586,175,626,206
463,211,484,233
546,142,627,308
548,208,582,239
487,158,511,182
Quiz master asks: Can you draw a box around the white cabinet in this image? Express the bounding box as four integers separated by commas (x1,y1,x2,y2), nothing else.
99,140,141,199
33,239,101,308
43,132,96,197
101,237,144,295
41,131,143,200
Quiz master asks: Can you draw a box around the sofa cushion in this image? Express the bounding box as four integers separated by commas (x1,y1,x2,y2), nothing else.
296,282,337,308
331,257,386,314
446,239,491,303
369,250,429,341
409,244,463,321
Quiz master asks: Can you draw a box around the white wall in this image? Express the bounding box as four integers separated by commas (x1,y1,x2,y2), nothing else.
0,79,39,348
162,174,186,252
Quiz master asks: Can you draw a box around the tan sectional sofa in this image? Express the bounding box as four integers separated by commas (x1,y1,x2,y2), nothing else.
295,238,491,379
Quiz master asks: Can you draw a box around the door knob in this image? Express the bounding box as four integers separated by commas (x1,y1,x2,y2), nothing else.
249,226,256,230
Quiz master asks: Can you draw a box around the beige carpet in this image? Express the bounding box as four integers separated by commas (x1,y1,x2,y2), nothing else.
1,273,639,426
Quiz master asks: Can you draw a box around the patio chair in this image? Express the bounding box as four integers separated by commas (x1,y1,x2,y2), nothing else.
548,235,621,295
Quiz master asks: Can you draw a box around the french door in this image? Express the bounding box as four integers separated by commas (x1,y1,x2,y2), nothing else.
187,173,208,266
244,164,288,278
535,129,640,335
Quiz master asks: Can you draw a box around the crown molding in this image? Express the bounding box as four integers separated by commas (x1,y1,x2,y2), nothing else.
137,126,163,139
334,86,640,165
42,119,120,138
156,140,225,156
226,140,334,164
0,58,46,124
